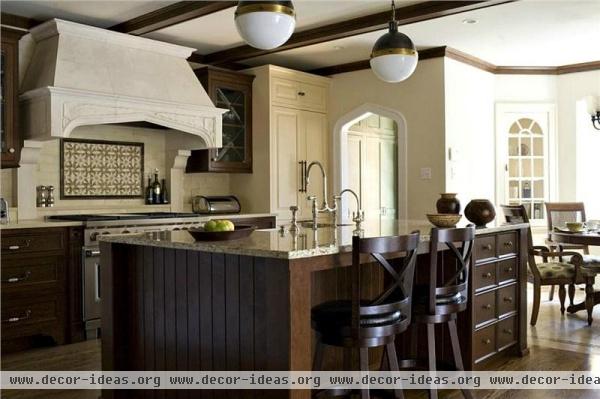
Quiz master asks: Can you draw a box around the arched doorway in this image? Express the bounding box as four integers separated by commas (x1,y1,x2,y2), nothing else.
332,103,408,223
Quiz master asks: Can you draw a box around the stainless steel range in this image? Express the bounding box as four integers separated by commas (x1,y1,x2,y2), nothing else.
47,212,206,339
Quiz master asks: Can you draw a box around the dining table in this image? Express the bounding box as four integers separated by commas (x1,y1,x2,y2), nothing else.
550,230,600,324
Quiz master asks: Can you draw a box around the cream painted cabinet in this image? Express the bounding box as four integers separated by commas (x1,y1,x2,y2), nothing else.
271,77,327,113
271,106,328,220
347,115,397,233
231,65,330,221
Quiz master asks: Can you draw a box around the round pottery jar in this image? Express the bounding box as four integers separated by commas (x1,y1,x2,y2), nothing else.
436,193,461,214
464,199,496,227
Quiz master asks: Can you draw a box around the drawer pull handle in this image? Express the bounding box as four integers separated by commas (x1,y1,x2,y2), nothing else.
504,296,514,303
483,339,492,345
3,310,32,323
298,91,306,96
503,329,513,334
483,304,492,310
504,241,513,247
3,271,31,283
484,272,492,278
7,240,31,250
482,244,492,251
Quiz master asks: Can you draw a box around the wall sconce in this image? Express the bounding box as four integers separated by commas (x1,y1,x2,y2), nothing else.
585,96,600,130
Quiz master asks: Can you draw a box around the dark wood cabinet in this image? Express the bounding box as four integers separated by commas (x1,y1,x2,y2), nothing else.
459,228,528,369
1,226,84,353
1,28,22,169
186,67,254,173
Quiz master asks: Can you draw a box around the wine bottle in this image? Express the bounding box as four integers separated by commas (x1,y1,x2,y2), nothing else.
151,169,162,204
145,176,153,204
160,178,169,204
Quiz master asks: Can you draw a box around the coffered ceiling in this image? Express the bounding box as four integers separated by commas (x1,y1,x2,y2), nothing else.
2,0,599,71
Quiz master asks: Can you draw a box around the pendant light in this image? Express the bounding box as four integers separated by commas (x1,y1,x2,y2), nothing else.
234,1,296,50
370,0,418,83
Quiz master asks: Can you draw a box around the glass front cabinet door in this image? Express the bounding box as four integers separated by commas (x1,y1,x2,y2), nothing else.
186,68,254,173
1,29,21,169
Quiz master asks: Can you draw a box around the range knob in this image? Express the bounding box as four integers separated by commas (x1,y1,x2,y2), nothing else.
90,232,100,241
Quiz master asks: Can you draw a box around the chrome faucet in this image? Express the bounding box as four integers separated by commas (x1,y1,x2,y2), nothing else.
339,188,364,235
305,161,338,229
306,161,329,210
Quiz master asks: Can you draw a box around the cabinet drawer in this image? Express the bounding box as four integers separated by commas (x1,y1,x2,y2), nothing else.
497,284,517,317
498,259,517,284
271,77,327,112
496,316,517,350
1,256,63,292
498,232,517,257
473,263,496,291
1,230,65,255
1,297,60,336
473,324,496,363
298,82,326,111
272,77,301,105
474,235,496,262
474,291,496,326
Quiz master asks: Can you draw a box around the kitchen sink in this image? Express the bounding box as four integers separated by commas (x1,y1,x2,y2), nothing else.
298,221,353,228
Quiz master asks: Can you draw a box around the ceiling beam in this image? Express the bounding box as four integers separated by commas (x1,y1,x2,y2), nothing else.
109,1,237,36
308,46,600,77
202,0,515,66
309,46,448,76
1,12,42,31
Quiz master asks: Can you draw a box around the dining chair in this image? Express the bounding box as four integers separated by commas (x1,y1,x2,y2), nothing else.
545,202,600,300
502,205,596,325
410,226,476,399
311,231,420,399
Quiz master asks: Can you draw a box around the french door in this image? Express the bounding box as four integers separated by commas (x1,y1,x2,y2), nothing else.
496,103,556,223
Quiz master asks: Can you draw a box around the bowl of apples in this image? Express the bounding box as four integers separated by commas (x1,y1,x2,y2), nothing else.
187,219,256,241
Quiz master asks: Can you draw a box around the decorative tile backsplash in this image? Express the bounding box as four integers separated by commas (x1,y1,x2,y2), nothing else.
60,139,144,198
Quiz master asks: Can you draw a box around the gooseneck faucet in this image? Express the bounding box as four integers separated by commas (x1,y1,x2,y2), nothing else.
306,161,329,210
305,161,338,229
339,188,364,235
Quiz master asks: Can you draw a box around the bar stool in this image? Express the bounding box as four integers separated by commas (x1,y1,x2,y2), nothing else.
311,231,420,399
411,226,475,399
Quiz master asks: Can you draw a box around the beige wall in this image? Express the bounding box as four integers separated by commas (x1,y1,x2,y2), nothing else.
328,58,446,220
1,124,230,217
556,71,600,202
444,58,496,206
494,70,600,203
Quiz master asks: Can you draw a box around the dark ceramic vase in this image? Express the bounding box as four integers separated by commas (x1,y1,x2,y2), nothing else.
436,193,461,214
464,199,496,227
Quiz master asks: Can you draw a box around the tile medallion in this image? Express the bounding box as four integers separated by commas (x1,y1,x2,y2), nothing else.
60,139,144,198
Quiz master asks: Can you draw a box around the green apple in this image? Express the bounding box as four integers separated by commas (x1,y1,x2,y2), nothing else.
222,220,235,231
204,220,218,232
215,219,235,232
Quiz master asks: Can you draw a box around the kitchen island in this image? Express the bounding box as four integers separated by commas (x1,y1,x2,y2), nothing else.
100,220,529,399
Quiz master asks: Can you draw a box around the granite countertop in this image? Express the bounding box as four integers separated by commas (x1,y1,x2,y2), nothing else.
0,213,275,230
99,219,529,259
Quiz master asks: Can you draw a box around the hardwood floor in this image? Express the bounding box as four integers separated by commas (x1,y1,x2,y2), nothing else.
2,286,598,399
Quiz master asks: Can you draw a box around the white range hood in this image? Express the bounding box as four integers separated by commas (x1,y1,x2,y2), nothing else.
19,19,226,148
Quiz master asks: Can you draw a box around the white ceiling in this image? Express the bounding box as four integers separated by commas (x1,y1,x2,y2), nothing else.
242,0,600,69
144,0,396,54
2,0,599,69
1,1,177,28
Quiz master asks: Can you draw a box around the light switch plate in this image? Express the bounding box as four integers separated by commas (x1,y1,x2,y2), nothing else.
420,167,432,180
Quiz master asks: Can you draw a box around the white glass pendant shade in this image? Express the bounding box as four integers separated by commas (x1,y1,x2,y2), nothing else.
370,53,418,83
370,2,418,83
235,2,296,50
